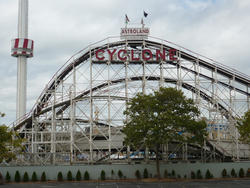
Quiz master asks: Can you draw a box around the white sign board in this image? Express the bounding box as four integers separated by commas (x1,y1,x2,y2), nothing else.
120,27,150,40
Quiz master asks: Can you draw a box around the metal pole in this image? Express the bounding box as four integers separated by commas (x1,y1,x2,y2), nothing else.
17,0,28,121
108,60,112,160
89,48,93,163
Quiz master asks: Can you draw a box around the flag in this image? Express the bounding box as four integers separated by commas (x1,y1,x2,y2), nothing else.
141,18,144,25
143,11,148,18
125,14,130,23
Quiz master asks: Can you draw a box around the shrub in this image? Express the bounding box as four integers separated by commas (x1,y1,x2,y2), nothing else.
41,172,46,182
100,170,105,180
57,172,63,181
205,169,213,179
118,170,123,179
0,172,3,185
191,171,196,179
171,170,176,178
76,170,81,181
222,169,227,178
14,171,21,182
143,168,148,179
184,175,187,179
31,172,37,182
197,170,202,179
231,168,237,178
67,171,73,181
5,172,11,183
164,170,168,178
23,172,29,182
110,170,115,179
177,174,181,179
239,168,244,178
247,168,250,177
135,170,141,179
84,171,90,180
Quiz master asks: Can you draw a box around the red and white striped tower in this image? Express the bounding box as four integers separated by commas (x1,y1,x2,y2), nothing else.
11,0,34,122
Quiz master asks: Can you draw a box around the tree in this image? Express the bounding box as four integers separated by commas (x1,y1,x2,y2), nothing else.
239,168,245,178
23,172,29,182
67,171,73,181
205,169,213,179
222,169,227,178
57,172,63,181
118,170,123,179
231,168,237,178
84,171,90,180
100,170,105,180
14,171,21,182
237,110,250,143
41,172,46,182
135,170,141,179
143,168,149,179
76,170,81,181
31,172,37,182
5,172,11,183
123,87,207,178
0,113,24,163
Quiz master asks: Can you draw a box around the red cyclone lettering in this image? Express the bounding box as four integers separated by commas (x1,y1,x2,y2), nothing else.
156,49,166,61
118,49,127,61
142,49,152,61
131,50,140,61
169,49,177,61
107,49,117,61
96,49,105,61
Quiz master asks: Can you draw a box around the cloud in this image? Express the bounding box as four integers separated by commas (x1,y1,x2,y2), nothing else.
0,0,250,125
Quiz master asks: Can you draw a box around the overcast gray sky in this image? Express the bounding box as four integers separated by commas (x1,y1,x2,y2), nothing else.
0,0,250,125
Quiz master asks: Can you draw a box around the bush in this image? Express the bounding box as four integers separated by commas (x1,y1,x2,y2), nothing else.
111,169,115,179
164,170,168,178
84,171,90,180
76,170,81,181
23,172,29,182
100,170,105,180
118,170,123,179
231,168,237,178
0,172,3,185
135,170,141,179
197,170,202,179
247,168,250,177
67,171,73,181
31,172,37,182
5,172,11,183
205,169,213,179
143,168,148,179
14,171,21,182
171,170,176,178
57,172,63,181
221,169,227,178
177,174,181,179
191,171,196,179
41,172,46,182
239,168,245,178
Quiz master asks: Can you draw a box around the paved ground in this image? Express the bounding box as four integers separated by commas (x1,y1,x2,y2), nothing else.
1,179,250,188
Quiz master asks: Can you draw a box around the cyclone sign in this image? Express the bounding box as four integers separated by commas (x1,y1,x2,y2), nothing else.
95,48,178,61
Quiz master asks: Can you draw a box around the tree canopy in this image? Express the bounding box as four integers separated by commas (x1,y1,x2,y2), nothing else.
0,113,24,163
238,110,250,143
123,87,207,148
123,87,207,178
